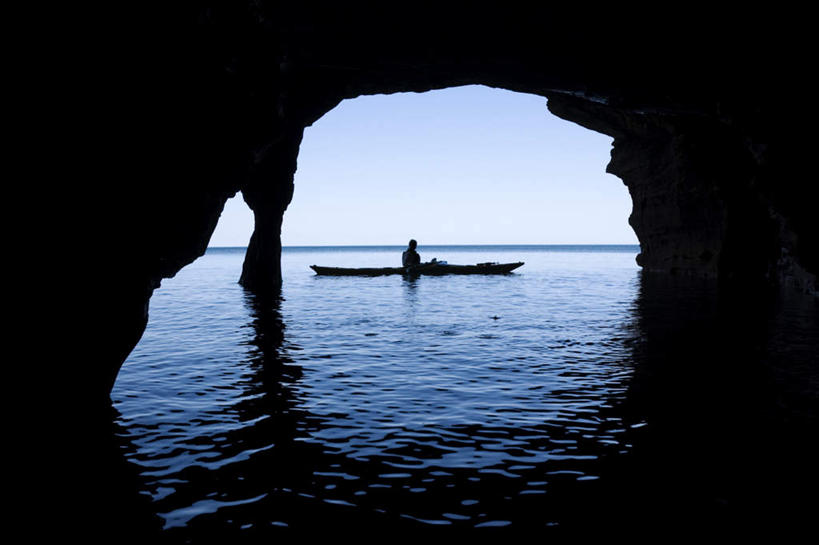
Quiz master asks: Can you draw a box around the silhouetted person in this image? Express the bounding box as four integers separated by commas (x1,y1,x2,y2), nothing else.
402,239,421,267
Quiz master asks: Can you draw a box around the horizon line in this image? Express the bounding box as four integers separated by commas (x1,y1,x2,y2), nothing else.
208,242,641,248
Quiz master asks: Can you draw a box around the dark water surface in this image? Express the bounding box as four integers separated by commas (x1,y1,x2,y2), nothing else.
107,246,818,538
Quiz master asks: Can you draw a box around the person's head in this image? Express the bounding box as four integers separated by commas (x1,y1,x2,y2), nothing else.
408,239,417,250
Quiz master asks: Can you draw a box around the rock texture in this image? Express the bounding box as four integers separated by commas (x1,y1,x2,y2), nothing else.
239,128,304,292
82,5,817,400
546,97,767,280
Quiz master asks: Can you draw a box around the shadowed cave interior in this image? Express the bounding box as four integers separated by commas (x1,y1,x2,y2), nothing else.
65,5,819,538
85,3,817,440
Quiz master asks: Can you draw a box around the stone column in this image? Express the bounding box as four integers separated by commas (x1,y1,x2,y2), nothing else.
239,129,304,292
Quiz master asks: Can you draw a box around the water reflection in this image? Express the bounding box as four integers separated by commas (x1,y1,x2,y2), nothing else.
77,406,164,540
599,275,819,530
105,275,818,539
402,276,419,316
158,291,319,534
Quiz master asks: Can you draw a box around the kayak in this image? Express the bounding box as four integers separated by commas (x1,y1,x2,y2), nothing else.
310,261,524,276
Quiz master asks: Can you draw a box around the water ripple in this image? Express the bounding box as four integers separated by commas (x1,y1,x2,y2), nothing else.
110,247,819,536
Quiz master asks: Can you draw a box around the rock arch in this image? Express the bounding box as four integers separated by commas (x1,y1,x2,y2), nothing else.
87,5,817,400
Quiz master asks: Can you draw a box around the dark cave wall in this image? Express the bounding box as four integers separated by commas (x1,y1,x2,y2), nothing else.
545,96,779,282
89,4,817,401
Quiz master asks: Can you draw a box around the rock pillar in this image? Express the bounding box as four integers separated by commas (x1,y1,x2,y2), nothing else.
239,129,304,292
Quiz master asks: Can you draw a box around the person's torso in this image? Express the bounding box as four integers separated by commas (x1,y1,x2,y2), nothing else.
402,249,419,266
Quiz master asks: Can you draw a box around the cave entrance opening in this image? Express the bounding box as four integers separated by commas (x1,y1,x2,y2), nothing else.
116,85,643,399
210,84,637,257
286,85,635,247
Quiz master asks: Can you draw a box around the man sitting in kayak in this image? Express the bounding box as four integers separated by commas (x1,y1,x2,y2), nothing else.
402,239,421,267
403,239,439,268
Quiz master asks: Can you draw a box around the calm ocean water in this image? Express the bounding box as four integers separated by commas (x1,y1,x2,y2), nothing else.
110,245,818,537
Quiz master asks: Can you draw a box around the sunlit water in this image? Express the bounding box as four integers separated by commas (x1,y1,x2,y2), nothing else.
111,246,818,537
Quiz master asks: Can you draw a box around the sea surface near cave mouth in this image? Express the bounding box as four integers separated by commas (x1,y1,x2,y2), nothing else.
112,245,818,537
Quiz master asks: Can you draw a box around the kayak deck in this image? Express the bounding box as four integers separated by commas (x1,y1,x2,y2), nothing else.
310,262,524,276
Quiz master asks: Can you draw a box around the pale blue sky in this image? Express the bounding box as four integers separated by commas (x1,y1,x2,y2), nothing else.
209,85,638,247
